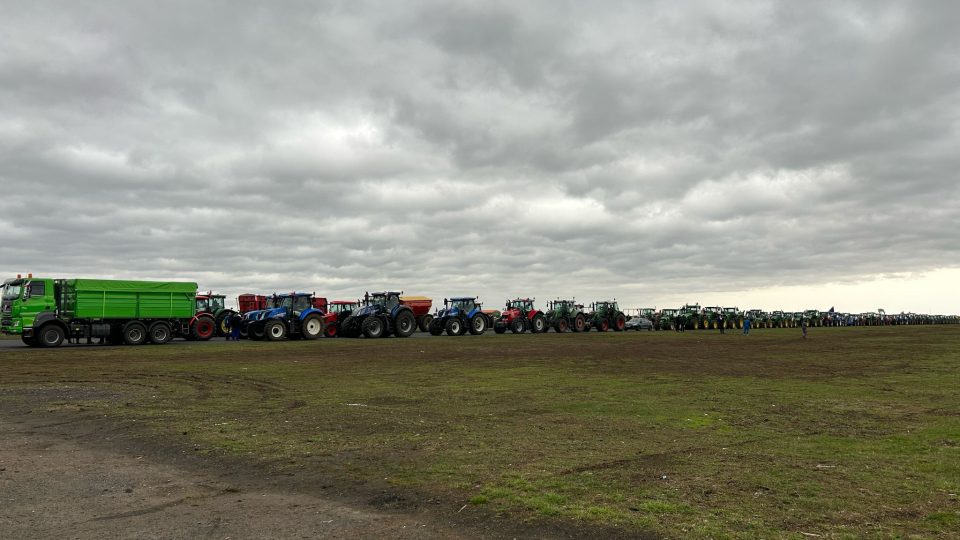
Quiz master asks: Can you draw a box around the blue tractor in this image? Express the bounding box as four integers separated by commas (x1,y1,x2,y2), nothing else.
338,291,417,338
428,297,489,336
245,292,325,341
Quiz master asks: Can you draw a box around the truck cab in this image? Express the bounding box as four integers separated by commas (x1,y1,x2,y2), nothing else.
1,276,56,344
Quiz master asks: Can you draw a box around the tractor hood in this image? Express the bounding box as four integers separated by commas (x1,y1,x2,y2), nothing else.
353,304,379,318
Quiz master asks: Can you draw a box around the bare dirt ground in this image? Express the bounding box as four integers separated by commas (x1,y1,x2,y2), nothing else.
0,400,636,540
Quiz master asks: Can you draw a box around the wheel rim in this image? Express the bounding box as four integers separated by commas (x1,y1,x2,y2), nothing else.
129,329,143,342
400,318,412,332
306,319,322,334
451,321,461,333
270,325,283,337
44,330,59,345
153,329,168,341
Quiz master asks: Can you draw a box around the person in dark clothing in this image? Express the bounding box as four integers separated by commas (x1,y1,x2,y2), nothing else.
230,313,242,341
719,313,725,334
801,318,808,339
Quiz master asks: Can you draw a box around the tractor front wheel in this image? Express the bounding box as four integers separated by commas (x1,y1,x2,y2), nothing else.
192,317,215,340
445,318,463,336
573,314,585,332
429,318,444,336
362,317,385,338
510,316,525,334
557,318,569,333
418,314,434,333
265,320,287,341
614,313,626,331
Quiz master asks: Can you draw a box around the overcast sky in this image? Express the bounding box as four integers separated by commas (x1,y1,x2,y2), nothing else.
2,1,958,313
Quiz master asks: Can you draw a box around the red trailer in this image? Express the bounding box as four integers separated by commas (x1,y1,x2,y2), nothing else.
400,296,434,332
237,294,267,313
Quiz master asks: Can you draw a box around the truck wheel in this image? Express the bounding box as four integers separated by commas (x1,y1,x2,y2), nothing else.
362,317,384,338
265,320,287,341
38,325,65,348
445,318,462,336
614,313,626,331
192,317,215,340
418,314,434,333
429,318,444,336
395,311,416,337
531,314,546,333
123,322,148,345
21,334,39,347
148,322,172,345
301,314,324,340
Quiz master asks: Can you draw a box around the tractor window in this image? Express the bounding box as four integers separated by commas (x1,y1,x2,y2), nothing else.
293,296,312,312
385,295,399,309
211,297,225,310
280,296,294,310
196,298,210,311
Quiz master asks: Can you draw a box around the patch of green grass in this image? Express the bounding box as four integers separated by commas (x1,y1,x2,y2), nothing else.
2,327,959,538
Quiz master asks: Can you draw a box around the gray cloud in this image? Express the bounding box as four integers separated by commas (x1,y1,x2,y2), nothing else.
1,0,959,312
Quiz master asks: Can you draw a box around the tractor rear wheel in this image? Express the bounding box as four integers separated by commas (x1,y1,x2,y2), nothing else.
148,322,172,345
445,318,463,336
510,316,525,334
362,317,385,338
215,312,232,336
614,313,626,331
192,317,215,340
531,314,546,333
302,314,324,340
557,318,569,333
395,311,416,337
469,313,486,335
573,314,586,332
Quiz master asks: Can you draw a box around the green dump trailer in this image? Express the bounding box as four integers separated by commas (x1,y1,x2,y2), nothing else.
1,277,206,347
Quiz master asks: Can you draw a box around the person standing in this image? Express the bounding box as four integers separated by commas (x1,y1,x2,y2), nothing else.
742,316,751,336
718,313,725,334
801,318,808,340
230,313,242,341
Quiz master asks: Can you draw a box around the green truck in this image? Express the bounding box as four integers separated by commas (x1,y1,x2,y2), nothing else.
1,276,205,347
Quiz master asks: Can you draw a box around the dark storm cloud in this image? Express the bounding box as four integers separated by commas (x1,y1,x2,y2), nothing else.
1,0,958,310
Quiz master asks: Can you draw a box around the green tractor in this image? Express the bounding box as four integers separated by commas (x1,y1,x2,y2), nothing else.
585,301,626,332
678,304,703,330
545,299,587,332
657,308,678,330
701,306,724,329
803,310,823,327
723,307,744,329
746,309,768,328
769,310,787,328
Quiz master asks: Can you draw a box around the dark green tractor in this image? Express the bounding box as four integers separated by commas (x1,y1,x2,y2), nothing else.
678,304,702,330
585,301,626,332
657,308,678,330
545,299,586,332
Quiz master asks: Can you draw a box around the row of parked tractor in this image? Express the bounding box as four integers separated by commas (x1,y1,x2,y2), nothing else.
234,292,632,340
633,305,960,331
2,275,957,347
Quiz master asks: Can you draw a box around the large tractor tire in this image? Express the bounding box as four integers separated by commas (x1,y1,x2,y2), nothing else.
215,312,232,337
597,319,609,332
362,317,385,338
264,320,287,341
556,318,569,333
494,323,507,334
248,321,266,340
324,323,338,338
531,314,546,333
191,317,215,341
339,316,360,338
394,311,416,338
469,313,486,335
301,314,324,340
445,317,463,336
429,318,444,336
573,314,585,332
37,324,65,348
510,316,525,334
417,314,434,333
148,322,172,345
614,313,626,331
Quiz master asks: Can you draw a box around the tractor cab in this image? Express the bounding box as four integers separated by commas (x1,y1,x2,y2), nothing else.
328,300,360,315
363,291,402,310
505,298,535,312
446,297,480,314
276,293,315,316
195,293,226,314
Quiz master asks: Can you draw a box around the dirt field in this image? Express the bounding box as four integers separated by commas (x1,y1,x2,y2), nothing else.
1,327,958,538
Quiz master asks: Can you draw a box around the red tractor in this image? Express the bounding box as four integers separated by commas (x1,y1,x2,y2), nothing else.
494,298,547,334
322,300,359,337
